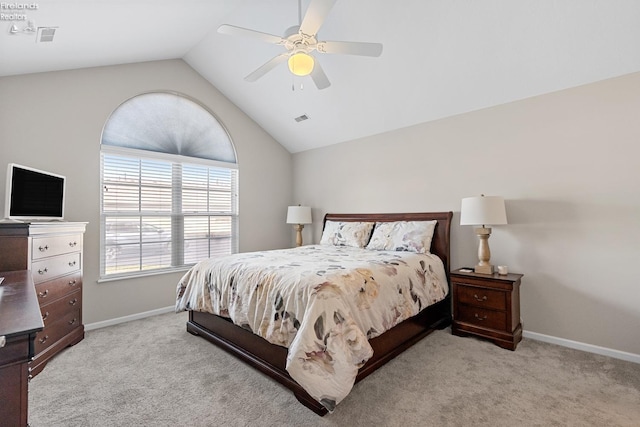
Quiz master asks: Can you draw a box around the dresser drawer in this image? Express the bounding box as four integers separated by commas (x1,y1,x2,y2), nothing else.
35,306,81,353
31,253,81,284
39,290,82,328
455,283,506,311
35,273,82,305
32,234,83,260
456,305,507,331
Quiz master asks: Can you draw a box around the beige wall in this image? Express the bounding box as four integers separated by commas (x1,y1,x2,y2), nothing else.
0,59,293,324
293,72,640,356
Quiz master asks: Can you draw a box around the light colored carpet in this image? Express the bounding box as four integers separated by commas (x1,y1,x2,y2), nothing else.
29,312,640,427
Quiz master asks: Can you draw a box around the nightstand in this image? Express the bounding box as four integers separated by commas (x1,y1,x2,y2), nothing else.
450,268,523,350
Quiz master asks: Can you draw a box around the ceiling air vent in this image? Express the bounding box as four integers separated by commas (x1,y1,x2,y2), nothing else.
294,114,309,123
37,27,57,43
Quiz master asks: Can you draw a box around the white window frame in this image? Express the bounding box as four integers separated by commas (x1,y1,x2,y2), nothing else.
99,145,238,281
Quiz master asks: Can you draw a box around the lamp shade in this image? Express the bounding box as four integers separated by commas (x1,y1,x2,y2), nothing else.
460,196,507,226
286,206,312,224
288,52,314,76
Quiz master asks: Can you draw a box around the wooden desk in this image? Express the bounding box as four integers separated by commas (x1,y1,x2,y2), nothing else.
0,270,45,427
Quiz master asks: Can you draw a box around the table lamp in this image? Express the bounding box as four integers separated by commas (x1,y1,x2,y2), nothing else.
460,195,507,274
286,205,312,247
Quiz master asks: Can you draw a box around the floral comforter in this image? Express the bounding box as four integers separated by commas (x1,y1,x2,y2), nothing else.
175,244,448,412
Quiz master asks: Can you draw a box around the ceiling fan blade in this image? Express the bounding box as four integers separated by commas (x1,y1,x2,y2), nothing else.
310,61,331,90
244,54,289,82
317,41,383,57
218,24,285,45
299,0,337,36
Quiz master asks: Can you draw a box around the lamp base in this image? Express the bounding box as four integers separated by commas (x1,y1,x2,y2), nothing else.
474,226,493,274
294,224,304,247
474,264,493,274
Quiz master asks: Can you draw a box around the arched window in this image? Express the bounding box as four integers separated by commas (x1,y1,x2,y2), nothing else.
100,92,238,279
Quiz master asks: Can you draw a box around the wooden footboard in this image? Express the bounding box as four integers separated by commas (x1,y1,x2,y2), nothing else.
187,295,450,416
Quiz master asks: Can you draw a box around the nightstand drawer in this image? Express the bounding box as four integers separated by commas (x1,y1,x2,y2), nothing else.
457,306,506,331
456,284,506,311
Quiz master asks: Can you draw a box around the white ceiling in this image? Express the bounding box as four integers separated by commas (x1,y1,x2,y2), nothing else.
3,0,640,153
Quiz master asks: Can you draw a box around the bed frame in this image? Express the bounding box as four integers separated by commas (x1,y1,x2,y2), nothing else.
186,211,453,415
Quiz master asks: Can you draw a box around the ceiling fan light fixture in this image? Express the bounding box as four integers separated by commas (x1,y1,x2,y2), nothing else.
288,52,314,76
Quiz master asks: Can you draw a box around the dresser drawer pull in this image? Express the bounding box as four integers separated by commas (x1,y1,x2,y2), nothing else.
38,267,48,275
38,245,49,252
69,298,78,306
69,279,77,286
474,313,488,321
42,311,49,321
39,335,49,344
69,260,77,267
68,318,78,325
38,289,49,298
474,294,488,302
69,241,77,247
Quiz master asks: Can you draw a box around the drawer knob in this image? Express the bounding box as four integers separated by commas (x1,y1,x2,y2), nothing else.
69,298,78,306
69,260,77,267
69,241,77,247
42,311,49,321
38,289,49,298
68,318,78,325
38,245,49,252
38,267,48,275
474,294,488,302
68,279,77,286
39,334,49,344
474,313,488,321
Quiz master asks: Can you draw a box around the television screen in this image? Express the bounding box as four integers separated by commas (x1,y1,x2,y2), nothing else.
5,163,65,220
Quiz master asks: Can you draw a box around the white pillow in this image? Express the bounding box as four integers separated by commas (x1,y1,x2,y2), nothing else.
366,220,437,253
320,221,375,248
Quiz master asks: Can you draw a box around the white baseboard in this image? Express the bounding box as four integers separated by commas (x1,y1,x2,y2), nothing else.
85,309,639,365
85,306,176,331
523,330,640,364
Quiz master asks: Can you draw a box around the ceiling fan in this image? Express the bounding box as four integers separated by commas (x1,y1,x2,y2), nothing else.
218,0,383,90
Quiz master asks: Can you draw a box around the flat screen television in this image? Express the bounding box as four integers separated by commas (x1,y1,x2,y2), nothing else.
4,163,66,221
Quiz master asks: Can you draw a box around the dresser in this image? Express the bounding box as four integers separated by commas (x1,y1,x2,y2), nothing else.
0,221,87,376
450,268,523,350
0,270,44,426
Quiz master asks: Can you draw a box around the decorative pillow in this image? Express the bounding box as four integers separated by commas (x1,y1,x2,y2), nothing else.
320,221,375,248
366,220,437,253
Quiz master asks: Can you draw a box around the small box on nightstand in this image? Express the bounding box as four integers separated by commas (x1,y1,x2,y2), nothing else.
450,268,523,350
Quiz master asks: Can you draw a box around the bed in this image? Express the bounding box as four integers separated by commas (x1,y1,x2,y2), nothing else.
176,212,452,416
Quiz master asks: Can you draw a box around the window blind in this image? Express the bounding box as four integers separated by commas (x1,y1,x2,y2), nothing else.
100,151,238,279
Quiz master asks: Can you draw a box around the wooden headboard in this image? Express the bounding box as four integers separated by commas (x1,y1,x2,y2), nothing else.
323,212,453,276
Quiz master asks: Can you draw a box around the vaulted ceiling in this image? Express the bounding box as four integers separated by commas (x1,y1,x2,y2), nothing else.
3,0,640,153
